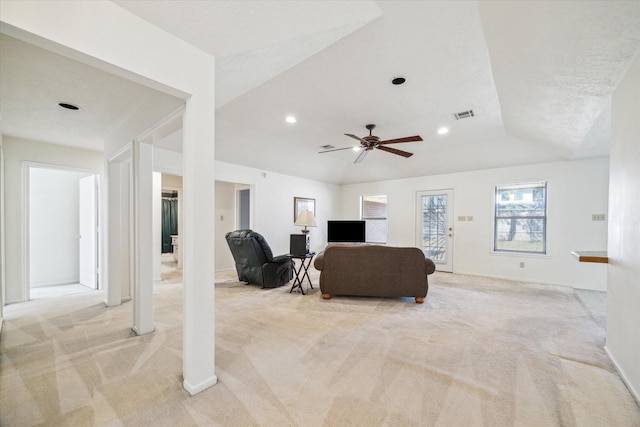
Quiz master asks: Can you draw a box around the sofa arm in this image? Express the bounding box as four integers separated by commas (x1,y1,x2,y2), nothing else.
425,257,436,275
313,251,325,270
272,254,291,263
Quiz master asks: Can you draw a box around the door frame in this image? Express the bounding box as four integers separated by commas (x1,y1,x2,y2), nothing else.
415,189,455,273
22,161,102,301
79,174,99,289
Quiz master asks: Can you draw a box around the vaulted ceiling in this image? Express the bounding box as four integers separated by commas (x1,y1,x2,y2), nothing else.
2,1,639,184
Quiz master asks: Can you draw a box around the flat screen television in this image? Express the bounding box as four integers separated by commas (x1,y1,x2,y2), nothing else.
327,220,366,243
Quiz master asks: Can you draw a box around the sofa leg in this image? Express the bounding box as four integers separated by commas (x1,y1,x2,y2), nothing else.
322,293,331,300
415,297,424,304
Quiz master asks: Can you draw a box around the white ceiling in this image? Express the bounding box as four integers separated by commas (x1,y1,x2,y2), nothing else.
2,1,639,184
0,34,184,152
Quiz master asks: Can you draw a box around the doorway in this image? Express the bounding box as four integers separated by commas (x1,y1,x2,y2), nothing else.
415,189,454,272
27,165,100,296
238,188,250,230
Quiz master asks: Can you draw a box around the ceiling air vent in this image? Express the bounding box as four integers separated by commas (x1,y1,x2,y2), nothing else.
452,109,474,120
321,144,335,150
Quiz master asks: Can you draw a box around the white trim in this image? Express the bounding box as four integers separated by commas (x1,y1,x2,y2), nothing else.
183,375,218,396
108,143,133,163
21,163,29,302
0,141,5,313
136,105,185,143
605,346,640,406
454,270,577,289
489,250,552,259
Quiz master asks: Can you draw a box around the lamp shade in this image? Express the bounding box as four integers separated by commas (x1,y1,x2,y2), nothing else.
294,210,317,228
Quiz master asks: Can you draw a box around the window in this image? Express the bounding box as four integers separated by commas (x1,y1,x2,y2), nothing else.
361,195,387,243
494,182,547,254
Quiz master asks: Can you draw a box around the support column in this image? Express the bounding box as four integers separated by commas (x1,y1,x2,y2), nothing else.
106,161,123,307
132,141,154,335
182,90,217,394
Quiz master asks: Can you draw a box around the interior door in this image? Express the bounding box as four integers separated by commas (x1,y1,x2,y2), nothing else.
416,189,454,272
79,175,98,288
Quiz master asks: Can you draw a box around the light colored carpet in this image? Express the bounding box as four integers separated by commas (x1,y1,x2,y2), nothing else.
1,271,639,426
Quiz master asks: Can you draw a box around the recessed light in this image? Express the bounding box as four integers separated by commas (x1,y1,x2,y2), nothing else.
58,102,80,111
391,77,406,85
437,127,449,135
285,115,297,123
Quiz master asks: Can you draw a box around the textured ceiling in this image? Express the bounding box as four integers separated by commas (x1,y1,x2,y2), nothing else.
479,0,640,159
1,1,639,184
0,34,183,152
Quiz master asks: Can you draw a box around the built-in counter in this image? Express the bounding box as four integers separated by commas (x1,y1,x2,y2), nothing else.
571,251,608,264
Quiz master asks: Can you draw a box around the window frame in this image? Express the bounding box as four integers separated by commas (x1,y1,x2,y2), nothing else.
493,181,547,255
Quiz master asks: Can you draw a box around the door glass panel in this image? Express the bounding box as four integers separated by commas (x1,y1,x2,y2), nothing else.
420,195,447,262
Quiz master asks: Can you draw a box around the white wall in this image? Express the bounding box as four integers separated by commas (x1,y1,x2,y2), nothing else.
214,181,236,272
214,161,341,258
607,53,640,403
339,157,609,290
156,155,342,269
29,167,89,287
3,137,103,303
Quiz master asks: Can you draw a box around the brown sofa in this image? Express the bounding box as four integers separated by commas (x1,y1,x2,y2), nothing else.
313,245,436,303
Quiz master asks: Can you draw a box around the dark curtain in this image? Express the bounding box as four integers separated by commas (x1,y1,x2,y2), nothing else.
162,199,178,253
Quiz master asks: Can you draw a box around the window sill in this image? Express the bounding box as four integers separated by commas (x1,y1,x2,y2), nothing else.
490,250,552,259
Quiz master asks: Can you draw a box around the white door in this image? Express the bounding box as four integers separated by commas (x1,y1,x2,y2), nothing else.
79,175,98,288
416,189,454,272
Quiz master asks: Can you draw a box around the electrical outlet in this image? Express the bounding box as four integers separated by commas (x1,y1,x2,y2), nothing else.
458,216,466,221
519,262,525,268
467,215,473,221
592,214,606,221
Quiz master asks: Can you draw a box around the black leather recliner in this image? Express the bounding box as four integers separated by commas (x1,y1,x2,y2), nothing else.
225,230,293,288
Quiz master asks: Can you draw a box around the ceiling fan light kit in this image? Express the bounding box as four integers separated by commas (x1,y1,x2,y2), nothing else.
319,123,423,163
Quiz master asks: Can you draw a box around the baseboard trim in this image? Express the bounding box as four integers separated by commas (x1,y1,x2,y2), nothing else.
183,375,218,396
453,271,572,288
605,345,640,406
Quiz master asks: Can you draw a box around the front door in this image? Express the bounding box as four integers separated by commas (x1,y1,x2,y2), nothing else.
416,189,454,272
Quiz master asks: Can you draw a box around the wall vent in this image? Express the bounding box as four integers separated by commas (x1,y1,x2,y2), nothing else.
452,109,474,120
321,144,335,150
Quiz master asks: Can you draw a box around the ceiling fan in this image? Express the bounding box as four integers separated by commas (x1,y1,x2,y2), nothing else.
319,124,423,163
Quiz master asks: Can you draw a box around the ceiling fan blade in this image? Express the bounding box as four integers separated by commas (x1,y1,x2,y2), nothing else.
319,146,356,153
354,148,370,163
377,145,414,158
345,133,370,145
378,135,423,145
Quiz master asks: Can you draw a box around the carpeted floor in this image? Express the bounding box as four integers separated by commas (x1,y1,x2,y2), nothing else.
1,270,639,426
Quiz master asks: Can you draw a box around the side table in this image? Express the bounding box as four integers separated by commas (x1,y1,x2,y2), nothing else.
289,252,316,295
